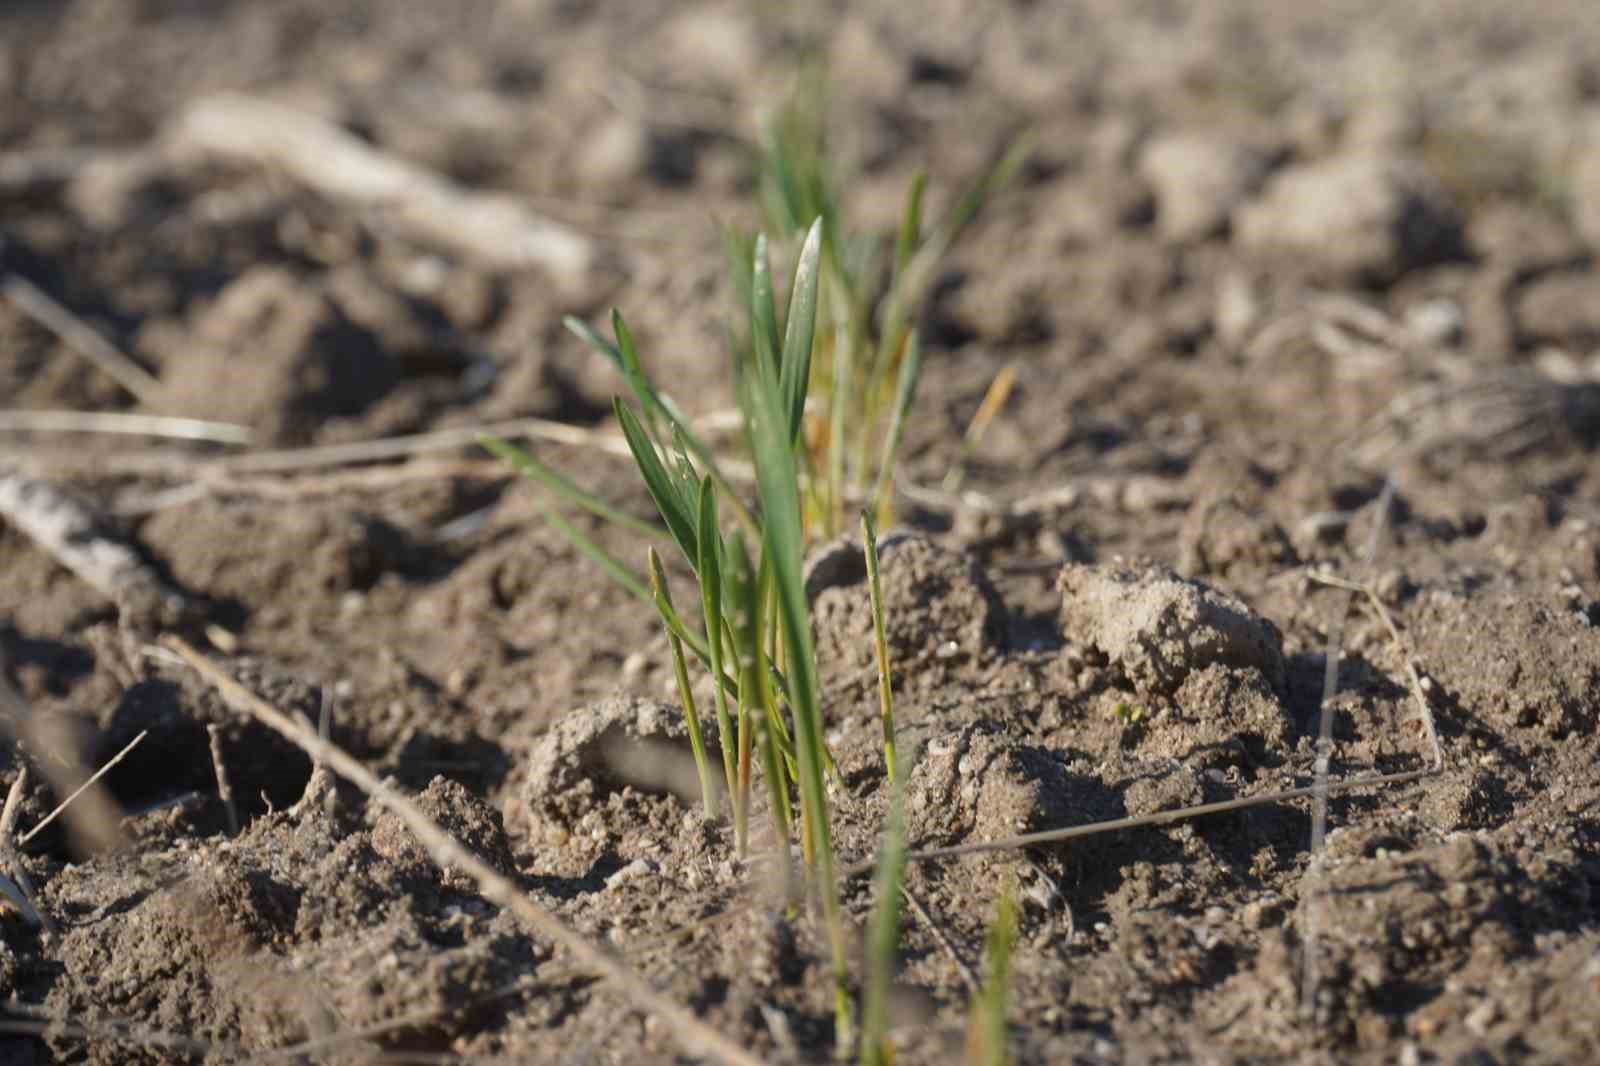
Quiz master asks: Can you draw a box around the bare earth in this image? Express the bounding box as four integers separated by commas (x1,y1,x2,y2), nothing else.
2,2,1599,1063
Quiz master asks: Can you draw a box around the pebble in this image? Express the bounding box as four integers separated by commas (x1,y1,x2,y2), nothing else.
1138,132,1269,242
1234,152,1463,283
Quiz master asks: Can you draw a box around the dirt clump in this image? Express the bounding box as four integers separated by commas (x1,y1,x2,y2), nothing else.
149,266,400,444
1058,561,1287,698
811,532,1007,687
7,1,1600,1062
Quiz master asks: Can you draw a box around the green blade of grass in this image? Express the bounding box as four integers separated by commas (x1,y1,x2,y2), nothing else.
741,312,847,1035
518,488,651,606
893,170,927,280
611,310,666,444
870,329,923,521
779,218,823,443
567,314,757,540
479,436,664,541
870,136,1030,414
697,475,741,843
751,234,782,374
649,546,718,820
825,313,852,536
967,882,1018,1066
861,509,897,785
615,399,699,566
860,792,907,1066
727,530,789,849
763,124,805,236
941,133,1034,245
562,313,624,368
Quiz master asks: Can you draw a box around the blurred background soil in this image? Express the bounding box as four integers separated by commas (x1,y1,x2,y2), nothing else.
2,1,1599,1062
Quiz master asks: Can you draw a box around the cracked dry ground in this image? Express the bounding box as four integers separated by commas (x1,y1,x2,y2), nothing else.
3,1,1600,1063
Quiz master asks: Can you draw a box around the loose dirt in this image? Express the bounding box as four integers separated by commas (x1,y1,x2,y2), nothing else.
2,2,1599,1063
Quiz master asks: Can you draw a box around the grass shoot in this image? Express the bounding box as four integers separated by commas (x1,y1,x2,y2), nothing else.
966,881,1019,1066
859,792,907,1066
861,508,897,785
730,87,1030,538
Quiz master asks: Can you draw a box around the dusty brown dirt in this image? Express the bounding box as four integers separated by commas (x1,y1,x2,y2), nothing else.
3,1,1600,1063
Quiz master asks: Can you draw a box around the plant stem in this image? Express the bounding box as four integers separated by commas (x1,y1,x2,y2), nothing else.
861,509,897,785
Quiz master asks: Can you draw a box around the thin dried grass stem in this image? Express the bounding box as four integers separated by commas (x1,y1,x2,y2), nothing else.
204,725,240,837
17,730,147,846
0,410,252,444
0,274,163,401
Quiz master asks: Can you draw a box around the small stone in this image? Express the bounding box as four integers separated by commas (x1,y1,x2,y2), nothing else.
575,113,650,188
1138,133,1269,242
1214,271,1262,349
605,858,657,890
1403,298,1464,348
1059,562,1286,696
1235,153,1464,283
1514,272,1600,352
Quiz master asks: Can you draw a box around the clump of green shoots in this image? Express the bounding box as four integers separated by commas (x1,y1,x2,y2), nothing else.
483,80,1025,1054
728,84,1031,538
484,219,851,1037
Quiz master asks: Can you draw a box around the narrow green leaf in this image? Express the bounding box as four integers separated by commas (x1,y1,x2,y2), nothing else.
480,436,663,541
859,793,907,1066
611,311,665,444
568,315,746,530
741,329,844,993
779,218,823,444
969,881,1019,1066
751,234,781,374
615,399,698,566
870,328,924,518
727,530,788,848
697,476,740,841
650,547,718,820
520,490,650,606
764,126,804,235
944,133,1033,243
562,313,624,368
893,170,927,279
861,508,897,785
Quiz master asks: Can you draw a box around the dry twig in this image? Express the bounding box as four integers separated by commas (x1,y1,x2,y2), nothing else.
0,650,126,856
0,469,191,626
205,725,240,836
0,273,162,401
170,94,598,288
0,410,251,444
17,730,147,846
0,767,51,928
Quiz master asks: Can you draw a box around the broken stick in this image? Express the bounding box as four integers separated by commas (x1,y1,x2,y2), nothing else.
170,94,599,289
0,469,191,627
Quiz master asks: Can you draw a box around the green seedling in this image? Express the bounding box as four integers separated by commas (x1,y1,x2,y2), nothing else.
647,547,717,820
482,76,1026,1047
859,791,907,1066
730,86,1031,538
966,881,1019,1066
739,245,852,1038
496,218,853,1040
693,477,740,825
861,508,897,785
1109,701,1147,727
